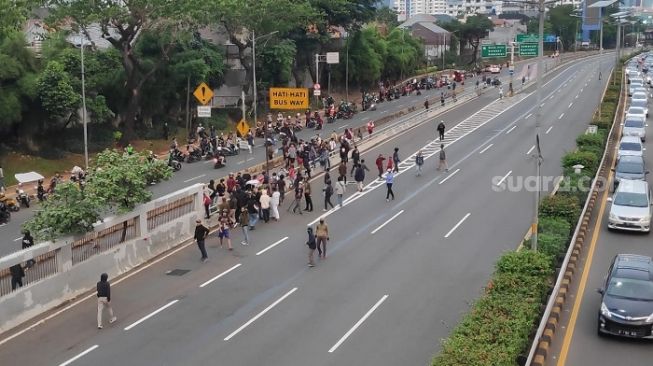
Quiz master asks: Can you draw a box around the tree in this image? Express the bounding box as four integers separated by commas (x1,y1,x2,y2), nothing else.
459,15,494,65
0,31,38,133
23,182,103,240
548,5,577,51
384,28,423,80
374,6,400,30
44,0,207,140
345,27,386,86
86,150,163,213
258,40,298,87
36,61,81,123
0,0,31,38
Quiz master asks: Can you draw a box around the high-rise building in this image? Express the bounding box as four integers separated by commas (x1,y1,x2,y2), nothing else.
394,0,448,16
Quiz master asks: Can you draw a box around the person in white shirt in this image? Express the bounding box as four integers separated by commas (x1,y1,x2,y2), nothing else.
270,186,281,221
334,176,346,207
259,189,271,223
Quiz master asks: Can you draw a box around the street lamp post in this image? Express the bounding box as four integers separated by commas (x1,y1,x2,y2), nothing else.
80,37,89,170
251,30,279,176
531,0,545,251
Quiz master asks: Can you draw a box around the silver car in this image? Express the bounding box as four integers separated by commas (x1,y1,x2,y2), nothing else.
608,180,652,233
617,136,645,159
613,155,649,191
628,101,648,117
622,115,648,141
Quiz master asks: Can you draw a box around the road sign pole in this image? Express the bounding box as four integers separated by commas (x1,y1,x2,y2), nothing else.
532,0,545,252
510,42,515,96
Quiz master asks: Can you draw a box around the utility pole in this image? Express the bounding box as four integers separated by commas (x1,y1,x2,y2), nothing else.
185,75,190,136
345,39,349,103
532,0,545,251
80,37,89,170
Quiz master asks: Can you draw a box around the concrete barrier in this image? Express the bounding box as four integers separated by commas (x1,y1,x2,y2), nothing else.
0,184,204,333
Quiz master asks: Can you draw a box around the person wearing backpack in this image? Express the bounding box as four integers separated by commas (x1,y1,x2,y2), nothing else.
415,150,425,176
354,159,370,192
306,227,317,267
335,176,346,207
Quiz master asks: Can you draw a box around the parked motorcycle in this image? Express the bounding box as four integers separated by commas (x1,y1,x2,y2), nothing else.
213,152,227,169
186,149,203,163
0,202,10,224
168,154,182,171
16,188,30,208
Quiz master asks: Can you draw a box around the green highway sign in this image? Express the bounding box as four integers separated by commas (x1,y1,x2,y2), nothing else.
519,43,539,57
516,34,538,43
481,44,507,58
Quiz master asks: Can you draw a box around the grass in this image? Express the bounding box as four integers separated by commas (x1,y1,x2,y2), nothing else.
1,128,191,188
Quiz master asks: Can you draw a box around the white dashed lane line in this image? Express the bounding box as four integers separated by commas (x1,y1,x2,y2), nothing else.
255,236,289,256
328,295,389,353
438,169,460,185
371,210,404,235
199,263,243,288
559,113,564,119
546,126,554,134
479,144,493,154
58,345,99,366
124,300,179,331
527,145,535,155
444,213,471,238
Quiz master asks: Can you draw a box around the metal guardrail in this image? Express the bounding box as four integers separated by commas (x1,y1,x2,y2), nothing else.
71,217,139,265
147,195,195,231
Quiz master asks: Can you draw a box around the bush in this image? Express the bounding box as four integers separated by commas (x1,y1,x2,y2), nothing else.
539,194,581,225
538,233,568,263
562,150,599,173
576,132,605,150
433,250,552,366
539,216,571,238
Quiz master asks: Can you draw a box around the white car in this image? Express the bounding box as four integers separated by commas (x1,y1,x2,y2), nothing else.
632,91,649,103
629,82,644,96
632,87,650,98
617,136,645,159
488,64,501,74
608,179,652,233
629,100,648,117
622,115,648,142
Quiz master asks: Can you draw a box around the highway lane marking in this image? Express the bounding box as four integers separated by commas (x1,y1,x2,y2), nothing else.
568,102,573,108
328,294,389,353
580,88,584,93
58,345,99,366
506,125,517,134
236,160,245,164
556,169,613,366
13,236,22,241
444,213,471,238
546,126,554,134
199,263,242,288
540,103,545,107
246,157,255,161
479,143,494,154
526,145,535,155
0,223,6,228
438,169,460,185
0,221,212,347
338,124,349,129
371,210,404,234
224,287,298,341
525,113,533,119
124,300,179,331
558,113,565,120
255,236,289,256
496,170,512,186
183,174,206,183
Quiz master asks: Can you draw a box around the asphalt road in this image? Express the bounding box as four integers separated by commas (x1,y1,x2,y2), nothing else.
0,55,569,256
0,54,614,366
551,67,653,366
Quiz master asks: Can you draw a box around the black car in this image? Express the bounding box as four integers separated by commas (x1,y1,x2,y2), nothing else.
597,254,653,338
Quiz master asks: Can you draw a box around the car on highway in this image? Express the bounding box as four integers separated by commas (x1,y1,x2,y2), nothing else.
629,80,644,96
597,254,653,337
632,88,650,99
627,70,640,83
607,180,652,232
487,64,501,74
613,155,649,191
628,101,648,118
621,115,648,142
617,136,645,159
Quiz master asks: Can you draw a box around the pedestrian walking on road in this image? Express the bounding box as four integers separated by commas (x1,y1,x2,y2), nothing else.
10,263,25,290
194,219,210,262
247,195,260,229
290,182,304,215
304,177,314,212
375,154,385,178
335,176,346,207
203,192,212,219
385,169,395,202
440,92,445,107
324,180,334,211
354,160,369,192
498,86,504,99
437,121,446,141
338,160,347,184
350,146,360,176
386,154,394,172
367,121,375,135
424,100,429,110
415,150,424,176
217,217,233,251
306,227,317,267
270,186,280,221
437,144,449,172
97,273,117,329
392,147,400,173
246,131,254,154
277,175,286,205
315,218,329,258
239,208,250,245
259,189,270,223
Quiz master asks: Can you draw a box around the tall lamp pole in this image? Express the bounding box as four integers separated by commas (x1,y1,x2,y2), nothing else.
531,0,545,251
80,36,89,170
251,30,279,176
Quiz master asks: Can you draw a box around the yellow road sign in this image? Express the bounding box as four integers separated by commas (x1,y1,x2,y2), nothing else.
193,82,214,105
269,87,309,110
236,119,250,137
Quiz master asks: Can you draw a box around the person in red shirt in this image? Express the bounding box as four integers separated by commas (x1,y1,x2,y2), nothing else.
226,173,236,193
386,154,394,172
367,121,375,135
375,154,385,178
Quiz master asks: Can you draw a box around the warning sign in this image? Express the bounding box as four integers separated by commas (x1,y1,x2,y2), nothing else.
193,82,214,105
236,119,250,137
269,87,309,110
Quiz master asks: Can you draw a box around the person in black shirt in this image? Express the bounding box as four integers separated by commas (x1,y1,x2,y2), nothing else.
194,219,210,262
97,273,116,328
10,263,25,290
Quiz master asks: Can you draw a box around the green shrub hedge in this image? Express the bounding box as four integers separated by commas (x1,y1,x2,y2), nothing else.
562,150,599,173
433,251,552,366
539,194,581,225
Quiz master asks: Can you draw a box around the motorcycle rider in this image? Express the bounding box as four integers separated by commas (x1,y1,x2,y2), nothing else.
37,179,46,202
